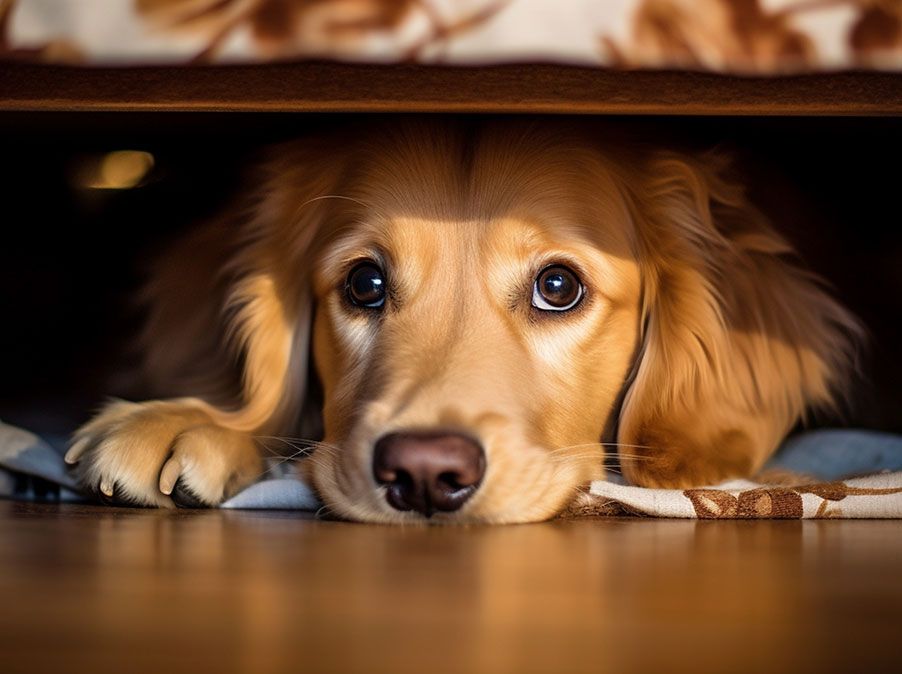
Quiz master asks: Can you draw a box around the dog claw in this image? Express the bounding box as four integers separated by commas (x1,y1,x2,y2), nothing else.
96,479,118,506
158,454,183,496
65,438,89,465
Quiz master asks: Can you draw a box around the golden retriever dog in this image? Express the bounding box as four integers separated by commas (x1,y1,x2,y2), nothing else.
65,118,860,523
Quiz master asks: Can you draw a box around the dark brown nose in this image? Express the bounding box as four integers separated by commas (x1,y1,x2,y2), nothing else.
372,432,485,517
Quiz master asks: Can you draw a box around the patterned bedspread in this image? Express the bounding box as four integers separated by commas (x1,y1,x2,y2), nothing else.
3,0,901,74
562,473,902,519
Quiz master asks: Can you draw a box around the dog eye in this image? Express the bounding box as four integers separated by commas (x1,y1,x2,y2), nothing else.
532,265,583,311
347,262,386,308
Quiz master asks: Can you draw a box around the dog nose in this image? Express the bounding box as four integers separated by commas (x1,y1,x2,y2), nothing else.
373,432,485,517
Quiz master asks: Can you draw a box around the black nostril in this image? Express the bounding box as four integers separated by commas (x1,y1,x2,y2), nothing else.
373,431,486,517
392,470,414,492
438,472,464,490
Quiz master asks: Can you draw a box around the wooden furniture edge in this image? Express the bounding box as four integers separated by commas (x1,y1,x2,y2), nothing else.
1,61,901,115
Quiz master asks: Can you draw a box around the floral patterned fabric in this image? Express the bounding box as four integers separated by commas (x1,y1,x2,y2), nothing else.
561,472,902,519
2,0,901,73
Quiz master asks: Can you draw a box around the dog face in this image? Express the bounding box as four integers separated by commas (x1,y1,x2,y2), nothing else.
133,119,859,523
307,167,643,522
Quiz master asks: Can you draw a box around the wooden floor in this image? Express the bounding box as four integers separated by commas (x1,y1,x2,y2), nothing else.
1,501,900,674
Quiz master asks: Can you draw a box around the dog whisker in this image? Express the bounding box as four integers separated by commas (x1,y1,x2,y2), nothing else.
251,440,313,464
550,452,654,460
314,503,339,520
549,451,656,461
253,437,308,455
267,436,344,449
254,436,342,454
548,441,655,455
252,441,289,459
250,453,312,481
248,436,344,481
253,438,316,459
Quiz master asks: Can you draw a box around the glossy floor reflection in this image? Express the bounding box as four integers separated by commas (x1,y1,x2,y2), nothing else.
1,501,899,673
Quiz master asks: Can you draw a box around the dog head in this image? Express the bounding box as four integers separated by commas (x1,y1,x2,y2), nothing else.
167,119,859,523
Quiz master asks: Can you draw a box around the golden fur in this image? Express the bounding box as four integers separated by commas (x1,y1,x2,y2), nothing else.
67,118,861,523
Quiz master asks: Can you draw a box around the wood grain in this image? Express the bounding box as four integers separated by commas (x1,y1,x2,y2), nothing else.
1,62,901,115
1,500,900,674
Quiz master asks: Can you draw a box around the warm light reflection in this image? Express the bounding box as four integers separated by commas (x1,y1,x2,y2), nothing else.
83,150,155,189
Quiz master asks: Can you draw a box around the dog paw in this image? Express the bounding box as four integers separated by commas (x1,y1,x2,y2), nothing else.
66,399,262,507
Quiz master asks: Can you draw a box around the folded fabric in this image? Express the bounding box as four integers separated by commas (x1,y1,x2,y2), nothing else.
3,419,902,518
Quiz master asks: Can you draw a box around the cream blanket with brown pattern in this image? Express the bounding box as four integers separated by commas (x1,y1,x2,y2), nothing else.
3,0,901,74
563,473,902,519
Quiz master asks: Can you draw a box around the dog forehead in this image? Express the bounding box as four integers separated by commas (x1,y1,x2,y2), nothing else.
352,155,634,262
365,205,634,275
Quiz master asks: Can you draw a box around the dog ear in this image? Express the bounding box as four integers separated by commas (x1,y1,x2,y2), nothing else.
219,138,356,436
616,152,862,488
140,137,345,436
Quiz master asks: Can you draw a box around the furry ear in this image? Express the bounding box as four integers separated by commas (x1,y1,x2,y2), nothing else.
616,152,862,488
139,137,345,436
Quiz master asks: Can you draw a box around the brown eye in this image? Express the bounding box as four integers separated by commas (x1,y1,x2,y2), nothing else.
532,265,583,311
347,262,386,308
